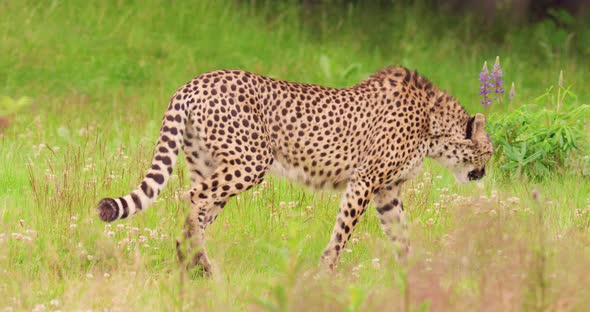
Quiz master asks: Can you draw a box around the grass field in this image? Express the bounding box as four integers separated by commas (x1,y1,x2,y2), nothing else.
1,1,590,311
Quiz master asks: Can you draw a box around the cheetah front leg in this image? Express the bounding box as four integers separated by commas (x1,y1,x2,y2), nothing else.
321,178,373,271
373,184,409,262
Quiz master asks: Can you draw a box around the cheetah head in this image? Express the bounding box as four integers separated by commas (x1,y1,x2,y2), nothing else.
428,112,494,184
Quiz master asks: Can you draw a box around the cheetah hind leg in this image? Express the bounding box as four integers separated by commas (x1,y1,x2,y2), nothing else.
176,163,269,277
176,205,216,278
176,199,228,277
176,141,218,276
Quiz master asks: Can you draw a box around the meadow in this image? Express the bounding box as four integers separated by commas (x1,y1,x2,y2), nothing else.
1,1,590,311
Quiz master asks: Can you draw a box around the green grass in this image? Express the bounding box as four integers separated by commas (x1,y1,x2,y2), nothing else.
1,0,590,310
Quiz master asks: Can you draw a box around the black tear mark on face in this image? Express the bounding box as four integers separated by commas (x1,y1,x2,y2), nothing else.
465,116,475,140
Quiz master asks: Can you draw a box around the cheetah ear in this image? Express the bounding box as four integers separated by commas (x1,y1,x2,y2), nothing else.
466,113,486,141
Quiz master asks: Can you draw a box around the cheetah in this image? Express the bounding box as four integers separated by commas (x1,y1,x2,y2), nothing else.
97,66,493,274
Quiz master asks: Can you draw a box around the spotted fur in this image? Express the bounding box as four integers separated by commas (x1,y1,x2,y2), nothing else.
97,66,493,273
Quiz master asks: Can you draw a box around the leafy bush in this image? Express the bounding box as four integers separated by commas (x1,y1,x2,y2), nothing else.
488,104,589,181
476,57,589,182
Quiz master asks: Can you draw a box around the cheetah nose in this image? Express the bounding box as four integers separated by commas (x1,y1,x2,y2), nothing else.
468,168,485,181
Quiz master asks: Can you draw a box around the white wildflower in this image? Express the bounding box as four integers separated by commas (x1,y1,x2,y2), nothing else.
508,197,520,205
427,218,435,226
372,258,381,270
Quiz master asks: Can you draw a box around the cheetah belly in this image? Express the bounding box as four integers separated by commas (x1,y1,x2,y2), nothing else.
269,156,350,190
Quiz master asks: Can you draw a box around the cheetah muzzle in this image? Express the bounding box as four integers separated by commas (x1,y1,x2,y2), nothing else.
468,168,486,181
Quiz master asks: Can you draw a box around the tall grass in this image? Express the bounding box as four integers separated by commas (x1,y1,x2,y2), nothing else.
1,0,589,310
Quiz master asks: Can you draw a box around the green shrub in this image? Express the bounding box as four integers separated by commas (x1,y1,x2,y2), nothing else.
488,101,589,182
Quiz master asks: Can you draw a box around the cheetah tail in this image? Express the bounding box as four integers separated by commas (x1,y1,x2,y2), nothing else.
97,96,188,222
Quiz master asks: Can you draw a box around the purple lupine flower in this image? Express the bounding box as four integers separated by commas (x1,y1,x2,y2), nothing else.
491,56,504,96
479,61,493,107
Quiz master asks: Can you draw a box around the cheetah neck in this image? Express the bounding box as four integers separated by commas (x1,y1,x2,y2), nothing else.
427,92,471,139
